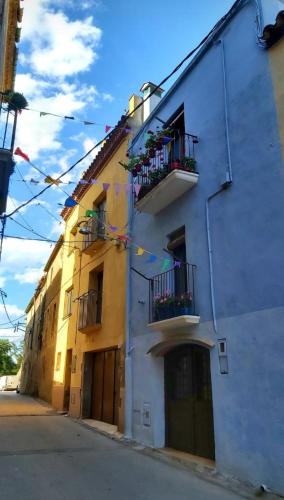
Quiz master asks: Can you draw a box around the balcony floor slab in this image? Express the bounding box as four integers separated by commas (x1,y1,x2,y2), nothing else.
148,315,200,332
135,170,199,215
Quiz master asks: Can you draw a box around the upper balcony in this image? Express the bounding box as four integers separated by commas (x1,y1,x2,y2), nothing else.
133,132,199,215
81,212,107,254
78,289,102,333
148,263,200,332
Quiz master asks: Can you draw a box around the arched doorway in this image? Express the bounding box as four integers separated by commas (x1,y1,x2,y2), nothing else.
165,344,215,459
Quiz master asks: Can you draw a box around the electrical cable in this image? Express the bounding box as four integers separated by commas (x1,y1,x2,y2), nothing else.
0,290,15,328
0,314,26,326
5,3,242,221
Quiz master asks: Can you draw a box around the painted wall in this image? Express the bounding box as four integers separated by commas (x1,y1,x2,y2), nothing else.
128,2,284,494
270,37,284,160
53,137,129,430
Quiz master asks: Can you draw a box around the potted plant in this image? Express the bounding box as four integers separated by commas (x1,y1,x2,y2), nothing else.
181,156,196,172
154,294,175,321
173,292,193,316
170,159,181,170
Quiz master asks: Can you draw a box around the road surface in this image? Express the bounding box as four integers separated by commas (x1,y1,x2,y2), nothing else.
0,392,250,500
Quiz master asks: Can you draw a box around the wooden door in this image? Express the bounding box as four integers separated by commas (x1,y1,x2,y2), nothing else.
91,349,120,425
165,345,215,460
63,349,72,411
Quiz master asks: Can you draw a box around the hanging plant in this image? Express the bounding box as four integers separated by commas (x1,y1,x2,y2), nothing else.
7,91,28,111
120,155,141,173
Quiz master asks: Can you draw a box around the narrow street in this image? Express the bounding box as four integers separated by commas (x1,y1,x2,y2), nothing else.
0,392,249,500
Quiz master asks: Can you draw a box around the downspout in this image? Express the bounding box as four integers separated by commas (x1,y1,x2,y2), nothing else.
206,39,232,335
124,171,134,439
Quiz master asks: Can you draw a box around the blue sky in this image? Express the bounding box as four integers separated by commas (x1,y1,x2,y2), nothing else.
0,0,235,341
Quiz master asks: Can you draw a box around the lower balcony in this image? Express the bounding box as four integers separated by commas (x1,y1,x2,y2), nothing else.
78,289,102,333
81,213,107,254
148,263,200,332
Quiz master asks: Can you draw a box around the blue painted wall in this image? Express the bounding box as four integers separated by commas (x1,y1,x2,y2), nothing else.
127,1,284,494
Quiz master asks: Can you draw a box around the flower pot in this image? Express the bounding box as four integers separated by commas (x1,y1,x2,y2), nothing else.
170,161,181,170
174,305,193,317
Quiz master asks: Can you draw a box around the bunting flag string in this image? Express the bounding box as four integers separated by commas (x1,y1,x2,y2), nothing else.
19,107,132,134
13,147,180,273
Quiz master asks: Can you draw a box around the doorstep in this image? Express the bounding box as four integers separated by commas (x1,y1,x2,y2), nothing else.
161,447,215,471
82,419,123,440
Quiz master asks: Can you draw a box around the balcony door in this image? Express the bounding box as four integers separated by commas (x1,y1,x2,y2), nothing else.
168,227,187,296
165,344,215,460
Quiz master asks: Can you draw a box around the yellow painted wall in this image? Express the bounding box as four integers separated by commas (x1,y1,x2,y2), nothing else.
52,136,129,427
269,38,284,160
37,245,63,403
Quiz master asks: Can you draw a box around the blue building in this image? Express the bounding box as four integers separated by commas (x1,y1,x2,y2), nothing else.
124,0,284,494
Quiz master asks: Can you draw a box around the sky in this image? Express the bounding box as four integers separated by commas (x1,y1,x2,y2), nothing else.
0,0,235,343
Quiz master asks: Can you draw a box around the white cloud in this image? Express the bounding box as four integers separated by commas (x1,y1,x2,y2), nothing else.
14,268,44,285
1,238,53,277
21,1,102,78
0,276,6,287
102,93,114,102
0,304,25,319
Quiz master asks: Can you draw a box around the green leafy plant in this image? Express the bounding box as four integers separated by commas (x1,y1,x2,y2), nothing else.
7,91,28,111
181,156,196,172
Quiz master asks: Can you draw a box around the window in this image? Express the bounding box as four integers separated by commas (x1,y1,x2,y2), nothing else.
64,288,73,317
51,303,57,336
68,225,78,255
56,352,61,371
89,269,103,324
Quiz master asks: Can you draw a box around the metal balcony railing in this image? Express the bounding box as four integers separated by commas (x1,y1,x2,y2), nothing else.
149,263,197,323
82,212,106,251
136,133,198,201
0,96,18,151
78,289,102,330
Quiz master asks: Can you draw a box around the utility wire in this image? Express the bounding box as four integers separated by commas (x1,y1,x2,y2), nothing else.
0,313,26,326
0,290,15,328
5,5,240,221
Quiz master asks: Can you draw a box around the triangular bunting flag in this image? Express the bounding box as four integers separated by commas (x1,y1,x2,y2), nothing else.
161,258,171,272
136,247,145,256
79,180,88,185
44,176,62,186
145,254,157,264
174,260,182,268
90,179,98,184
83,121,94,125
105,125,112,133
114,183,121,196
134,184,141,196
14,147,30,162
40,112,48,117
64,197,78,208
103,183,110,191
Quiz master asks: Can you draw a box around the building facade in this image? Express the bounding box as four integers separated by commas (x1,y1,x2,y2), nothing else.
51,119,132,433
21,238,63,401
0,0,23,216
126,0,284,494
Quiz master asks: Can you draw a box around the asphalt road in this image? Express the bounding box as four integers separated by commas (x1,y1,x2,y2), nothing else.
0,392,248,500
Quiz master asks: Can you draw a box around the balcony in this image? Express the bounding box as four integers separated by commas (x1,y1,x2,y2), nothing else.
81,212,107,254
148,263,200,332
78,289,102,333
135,133,199,215
0,96,18,214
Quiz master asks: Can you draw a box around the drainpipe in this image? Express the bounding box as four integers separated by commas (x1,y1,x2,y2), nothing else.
124,171,134,439
206,39,233,335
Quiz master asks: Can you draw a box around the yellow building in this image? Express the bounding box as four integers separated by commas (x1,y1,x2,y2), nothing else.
52,117,131,432
21,237,63,401
0,0,23,93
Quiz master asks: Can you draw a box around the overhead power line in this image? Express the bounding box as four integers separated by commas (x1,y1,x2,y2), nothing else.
5,2,240,221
